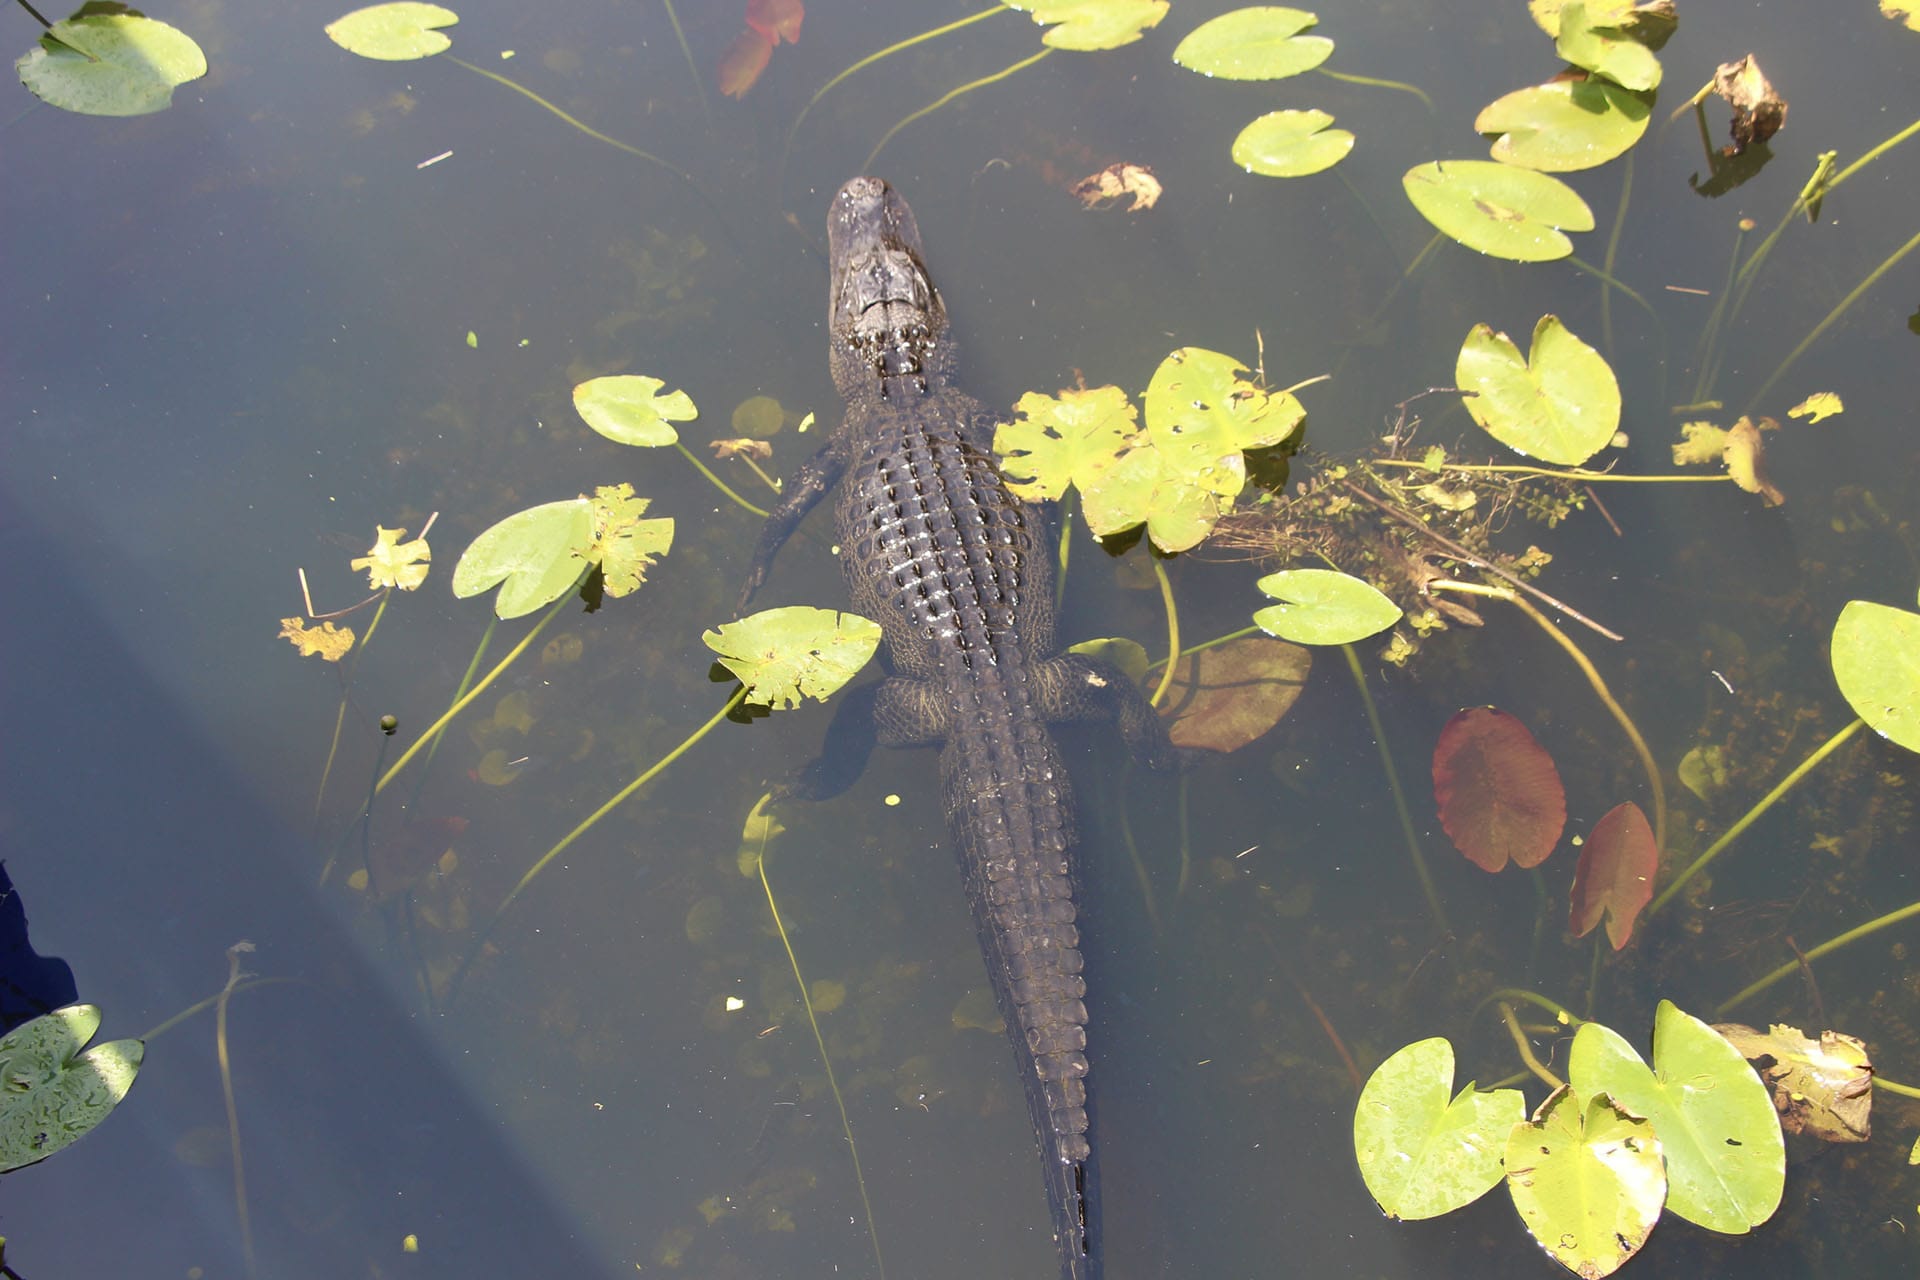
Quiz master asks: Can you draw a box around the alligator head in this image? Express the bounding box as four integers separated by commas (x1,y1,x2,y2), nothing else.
827,176,952,401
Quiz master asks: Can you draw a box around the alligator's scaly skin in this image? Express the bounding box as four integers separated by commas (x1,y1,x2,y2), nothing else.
741,178,1173,1280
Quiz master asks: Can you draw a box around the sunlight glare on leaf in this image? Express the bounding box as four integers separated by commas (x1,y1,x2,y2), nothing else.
703,607,882,711
352,525,432,591
17,14,207,116
1504,1088,1665,1278
324,3,459,61
1787,391,1843,423
0,1005,144,1173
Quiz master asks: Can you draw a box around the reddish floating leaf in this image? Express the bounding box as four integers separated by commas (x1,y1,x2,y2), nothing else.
717,28,773,98
1569,801,1657,950
1432,707,1566,872
745,0,804,44
1158,635,1312,754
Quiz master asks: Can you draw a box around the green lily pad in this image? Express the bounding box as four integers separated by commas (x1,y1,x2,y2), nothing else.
1505,1087,1665,1278
1173,7,1333,80
703,607,882,710
995,385,1140,502
1528,0,1652,36
1567,1001,1785,1233
16,15,207,117
1232,109,1355,177
1830,600,1920,753
1067,636,1152,688
1079,438,1224,553
573,375,698,448
1402,160,1594,262
1253,568,1402,646
1145,347,1305,497
324,3,458,61
1005,0,1171,51
1456,315,1619,466
1476,78,1651,172
0,1005,144,1172
1556,1,1661,91
583,484,674,600
451,498,593,619
1353,1037,1524,1219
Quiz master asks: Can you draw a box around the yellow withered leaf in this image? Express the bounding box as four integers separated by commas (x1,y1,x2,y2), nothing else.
351,524,432,591
279,616,354,661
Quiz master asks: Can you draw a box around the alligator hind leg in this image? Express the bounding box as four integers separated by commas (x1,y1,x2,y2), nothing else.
1033,653,1178,771
784,676,952,801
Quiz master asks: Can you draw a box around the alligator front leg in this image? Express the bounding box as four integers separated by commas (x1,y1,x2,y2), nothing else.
784,676,952,801
737,428,853,610
1034,653,1178,772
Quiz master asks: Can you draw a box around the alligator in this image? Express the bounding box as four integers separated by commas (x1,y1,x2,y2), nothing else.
739,177,1176,1280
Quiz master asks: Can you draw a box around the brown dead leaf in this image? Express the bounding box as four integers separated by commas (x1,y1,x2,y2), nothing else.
279,616,354,661
1071,162,1161,212
1157,635,1310,753
1711,55,1787,155
1725,415,1785,505
711,437,773,461
1714,1022,1872,1142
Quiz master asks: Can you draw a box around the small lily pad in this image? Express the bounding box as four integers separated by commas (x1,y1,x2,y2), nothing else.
1067,637,1152,688
582,484,674,600
1173,7,1333,81
1144,347,1305,497
1505,1087,1665,1278
703,607,882,710
451,498,594,619
1830,601,1920,753
1005,0,1171,50
574,375,699,447
1353,1037,1524,1219
1253,568,1402,646
325,3,459,61
1457,315,1619,466
1567,1001,1785,1233
1476,78,1651,172
1556,1,1661,92
0,1005,144,1172
1402,161,1594,262
1232,109,1355,177
995,385,1140,502
16,15,207,117
1079,439,1224,553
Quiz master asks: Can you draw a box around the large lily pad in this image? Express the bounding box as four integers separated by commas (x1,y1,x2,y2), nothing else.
1830,600,1920,753
1432,707,1566,872
1402,161,1594,262
1253,569,1402,646
1158,635,1311,753
0,1005,143,1172
1079,439,1224,553
1232,109,1355,177
1005,0,1171,50
581,484,674,599
1457,315,1619,466
703,607,882,710
1353,1037,1524,1219
1173,7,1333,80
1144,347,1304,497
574,375,699,448
1505,1087,1665,1278
16,15,207,117
1567,1001,1785,1233
451,498,594,619
1476,77,1651,172
994,385,1140,502
324,3,458,60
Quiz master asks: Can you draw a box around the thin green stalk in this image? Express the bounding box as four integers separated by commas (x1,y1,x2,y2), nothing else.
1474,987,1583,1027
1877,1076,1920,1100
1566,254,1658,326
216,941,258,1280
359,726,395,896
1692,217,1750,404
781,4,1006,172
676,441,771,518
750,799,885,1279
1716,894,1920,1016
1143,625,1261,680
1148,559,1180,708
1598,153,1632,354
1743,224,1920,414
1113,763,1163,939
141,978,296,1042
1342,645,1448,933
1368,458,1727,484
312,590,392,823
1053,494,1074,617
1650,718,1864,916
863,48,1052,172
413,614,498,794
446,686,750,1005
1827,115,1920,189
658,0,711,133
1174,772,1192,897
376,589,578,797
1314,66,1433,112
1498,1001,1563,1090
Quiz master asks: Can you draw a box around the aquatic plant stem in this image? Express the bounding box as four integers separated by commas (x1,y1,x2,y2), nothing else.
657,0,712,134
374,591,577,798
1112,763,1164,939
676,441,770,518
141,978,296,1042
1503,592,1666,853
1599,153,1632,355
1367,459,1725,484
1314,66,1433,112
1476,987,1582,1027
1877,1076,1920,1100
216,941,258,1280
359,727,395,895
445,686,750,1005
1743,224,1920,414
1715,894,1920,1016
1342,645,1448,934
863,48,1052,172
781,4,1006,178
311,590,391,823
1567,254,1658,327
1499,1001,1564,1090
749,797,885,1280
1148,560,1180,708
1649,718,1865,917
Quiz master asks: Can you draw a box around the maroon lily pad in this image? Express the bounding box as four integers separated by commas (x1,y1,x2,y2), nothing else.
1569,801,1657,949
1432,707,1566,872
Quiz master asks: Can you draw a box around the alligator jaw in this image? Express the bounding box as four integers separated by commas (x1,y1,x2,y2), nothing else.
828,176,948,398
